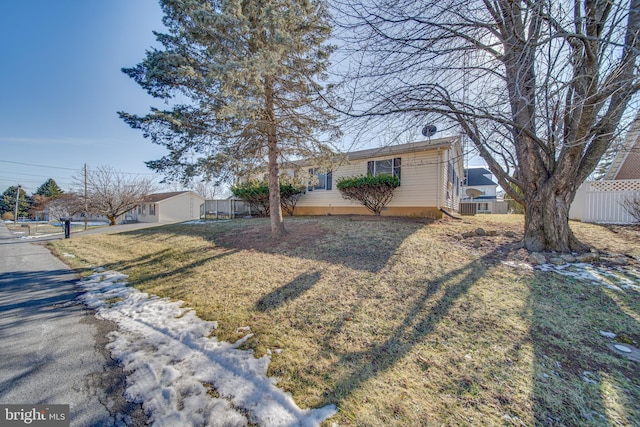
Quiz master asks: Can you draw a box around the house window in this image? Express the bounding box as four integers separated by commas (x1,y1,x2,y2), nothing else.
308,168,332,191
367,158,401,184
142,204,146,215
478,203,489,212
137,206,141,215
149,204,156,216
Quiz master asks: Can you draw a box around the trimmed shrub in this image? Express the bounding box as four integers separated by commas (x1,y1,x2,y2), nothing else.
231,180,306,217
337,174,400,215
231,181,270,217
279,183,305,216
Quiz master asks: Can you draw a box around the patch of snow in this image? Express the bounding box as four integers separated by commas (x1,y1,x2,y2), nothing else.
614,344,632,353
77,271,336,426
63,253,76,258
182,219,230,224
536,262,640,291
501,260,534,270
599,331,617,339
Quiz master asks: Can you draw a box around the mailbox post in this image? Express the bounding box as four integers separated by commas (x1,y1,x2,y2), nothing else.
60,217,72,239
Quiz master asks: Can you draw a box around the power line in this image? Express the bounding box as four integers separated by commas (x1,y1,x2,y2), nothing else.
0,159,161,176
0,159,77,171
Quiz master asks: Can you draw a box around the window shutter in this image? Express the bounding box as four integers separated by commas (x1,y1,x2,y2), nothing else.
367,161,374,176
326,171,332,190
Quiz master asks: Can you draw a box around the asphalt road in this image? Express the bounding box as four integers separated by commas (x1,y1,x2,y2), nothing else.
0,222,148,426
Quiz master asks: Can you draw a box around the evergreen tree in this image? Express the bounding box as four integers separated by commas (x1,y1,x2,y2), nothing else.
0,186,30,220
35,178,64,198
119,0,339,237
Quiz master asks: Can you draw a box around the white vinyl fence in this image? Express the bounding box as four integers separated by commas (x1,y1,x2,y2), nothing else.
572,180,640,224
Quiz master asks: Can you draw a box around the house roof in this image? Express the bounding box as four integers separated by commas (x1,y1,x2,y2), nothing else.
605,112,640,180
463,168,497,186
286,136,460,168
346,137,459,161
143,191,196,203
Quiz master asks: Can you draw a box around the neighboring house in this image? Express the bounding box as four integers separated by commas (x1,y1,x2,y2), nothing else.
570,115,640,223
459,167,508,214
292,137,464,218
129,191,205,223
604,117,640,181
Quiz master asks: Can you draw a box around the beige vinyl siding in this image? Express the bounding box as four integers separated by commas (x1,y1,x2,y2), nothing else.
158,193,204,222
297,149,444,208
136,192,205,223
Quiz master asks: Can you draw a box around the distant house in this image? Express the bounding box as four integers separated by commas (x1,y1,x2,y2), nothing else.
292,137,463,218
460,167,507,214
129,191,205,223
604,118,640,180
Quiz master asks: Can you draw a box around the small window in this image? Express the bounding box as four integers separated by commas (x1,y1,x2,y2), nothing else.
150,204,156,216
367,158,401,184
137,206,141,215
142,204,146,215
308,168,332,191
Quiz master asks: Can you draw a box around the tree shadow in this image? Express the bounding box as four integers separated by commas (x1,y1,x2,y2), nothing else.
526,267,640,425
256,271,322,312
317,246,498,407
118,216,429,273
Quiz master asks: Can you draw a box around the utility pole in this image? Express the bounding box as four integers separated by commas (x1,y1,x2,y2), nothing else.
84,163,88,231
14,184,21,223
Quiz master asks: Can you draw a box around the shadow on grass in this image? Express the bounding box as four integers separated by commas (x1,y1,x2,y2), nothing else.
256,271,322,312
318,246,500,408
527,270,640,425
90,248,239,292
119,217,428,273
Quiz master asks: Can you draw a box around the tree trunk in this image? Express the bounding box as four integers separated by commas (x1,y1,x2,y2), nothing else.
108,215,117,226
522,183,587,253
265,76,286,238
267,134,285,237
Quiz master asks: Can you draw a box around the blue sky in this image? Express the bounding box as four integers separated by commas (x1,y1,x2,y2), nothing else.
0,1,483,195
0,0,169,193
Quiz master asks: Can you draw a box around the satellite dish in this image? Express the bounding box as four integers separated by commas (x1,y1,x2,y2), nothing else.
422,124,437,137
466,188,482,198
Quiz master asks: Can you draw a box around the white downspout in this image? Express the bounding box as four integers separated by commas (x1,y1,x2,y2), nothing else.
436,147,441,210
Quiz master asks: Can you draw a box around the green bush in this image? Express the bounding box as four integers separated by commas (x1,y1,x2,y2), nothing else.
231,180,306,217
231,181,270,217
336,174,399,215
279,183,305,216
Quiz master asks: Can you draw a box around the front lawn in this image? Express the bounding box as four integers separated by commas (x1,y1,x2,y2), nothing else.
49,215,640,426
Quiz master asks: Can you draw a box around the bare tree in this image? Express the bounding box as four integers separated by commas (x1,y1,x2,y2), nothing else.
192,181,219,200
334,0,640,252
75,166,155,226
621,193,640,223
46,193,84,222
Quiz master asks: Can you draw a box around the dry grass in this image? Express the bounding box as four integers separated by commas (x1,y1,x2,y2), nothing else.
48,215,640,426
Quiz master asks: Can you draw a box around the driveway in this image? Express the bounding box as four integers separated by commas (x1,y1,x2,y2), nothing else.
0,222,147,426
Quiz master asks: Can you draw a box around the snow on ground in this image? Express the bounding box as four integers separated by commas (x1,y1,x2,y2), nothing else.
535,262,640,291
78,270,336,427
